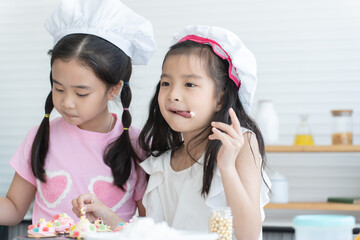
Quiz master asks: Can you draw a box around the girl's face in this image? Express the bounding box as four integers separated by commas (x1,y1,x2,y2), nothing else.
52,59,113,132
158,54,221,137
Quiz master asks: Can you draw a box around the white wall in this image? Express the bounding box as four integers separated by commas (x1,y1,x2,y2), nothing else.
1,0,360,217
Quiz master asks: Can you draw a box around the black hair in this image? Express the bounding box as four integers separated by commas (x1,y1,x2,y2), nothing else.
31,34,139,190
139,40,267,196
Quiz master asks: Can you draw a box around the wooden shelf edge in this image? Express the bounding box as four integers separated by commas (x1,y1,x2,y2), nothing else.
265,202,360,211
265,145,360,152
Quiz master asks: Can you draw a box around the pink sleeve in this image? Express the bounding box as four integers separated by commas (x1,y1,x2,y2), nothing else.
133,166,148,201
129,127,144,159
9,127,38,186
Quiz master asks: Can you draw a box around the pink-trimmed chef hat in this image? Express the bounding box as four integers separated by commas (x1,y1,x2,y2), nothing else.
171,25,257,114
45,0,157,65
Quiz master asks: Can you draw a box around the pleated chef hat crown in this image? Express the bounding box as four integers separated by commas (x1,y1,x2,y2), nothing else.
45,0,157,65
172,25,257,113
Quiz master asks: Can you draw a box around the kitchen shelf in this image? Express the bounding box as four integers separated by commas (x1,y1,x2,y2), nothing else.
265,202,360,211
265,145,360,152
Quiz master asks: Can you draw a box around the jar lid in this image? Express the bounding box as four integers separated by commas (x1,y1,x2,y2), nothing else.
293,215,355,227
331,110,353,116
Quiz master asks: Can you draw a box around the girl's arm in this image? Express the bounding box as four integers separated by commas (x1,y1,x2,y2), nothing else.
136,199,146,217
209,108,262,240
0,173,36,225
221,133,262,240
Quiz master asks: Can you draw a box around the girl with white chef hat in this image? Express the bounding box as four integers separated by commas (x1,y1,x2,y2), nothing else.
138,25,271,240
0,0,156,229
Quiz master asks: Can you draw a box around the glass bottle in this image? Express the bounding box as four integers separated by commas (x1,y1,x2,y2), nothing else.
294,114,314,146
255,100,279,145
331,110,353,145
209,207,233,240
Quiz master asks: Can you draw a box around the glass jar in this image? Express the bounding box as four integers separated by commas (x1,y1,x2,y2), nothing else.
270,172,289,203
294,114,314,146
209,207,233,240
331,110,353,145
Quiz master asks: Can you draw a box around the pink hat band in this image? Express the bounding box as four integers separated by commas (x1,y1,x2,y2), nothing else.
178,35,241,90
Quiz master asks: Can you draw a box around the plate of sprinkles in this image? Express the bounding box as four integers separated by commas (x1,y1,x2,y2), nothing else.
26,207,113,239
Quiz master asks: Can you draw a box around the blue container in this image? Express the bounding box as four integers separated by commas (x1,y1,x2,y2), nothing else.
293,215,355,240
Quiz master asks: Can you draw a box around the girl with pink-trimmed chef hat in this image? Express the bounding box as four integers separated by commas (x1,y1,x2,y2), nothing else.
0,0,156,230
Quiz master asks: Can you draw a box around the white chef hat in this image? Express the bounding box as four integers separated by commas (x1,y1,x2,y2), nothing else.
171,25,257,114
45,0,157,65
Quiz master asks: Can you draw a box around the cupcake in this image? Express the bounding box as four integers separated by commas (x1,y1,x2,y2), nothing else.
27,218,56,238
69,216,96,238
52,213,74,234
94,218,111,232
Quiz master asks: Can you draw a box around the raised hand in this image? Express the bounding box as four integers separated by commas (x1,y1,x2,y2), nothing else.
208,108,244,171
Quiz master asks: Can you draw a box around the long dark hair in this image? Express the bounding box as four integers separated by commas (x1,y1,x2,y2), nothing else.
139,40,267,196
31,34,139,190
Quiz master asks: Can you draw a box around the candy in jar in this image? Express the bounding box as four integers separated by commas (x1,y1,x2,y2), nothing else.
209,207,233,240
331,110,353,145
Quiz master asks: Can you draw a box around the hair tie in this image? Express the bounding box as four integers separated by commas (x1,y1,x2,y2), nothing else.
123,81,129,85
123,127,129,131
45,114,50,118
123,108,129,111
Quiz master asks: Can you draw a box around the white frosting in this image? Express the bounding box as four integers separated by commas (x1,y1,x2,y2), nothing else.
84,217,218,240
69,216,97,238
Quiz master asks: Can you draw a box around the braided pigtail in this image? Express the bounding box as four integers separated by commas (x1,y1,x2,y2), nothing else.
104,81,140,190
30,79,54,182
